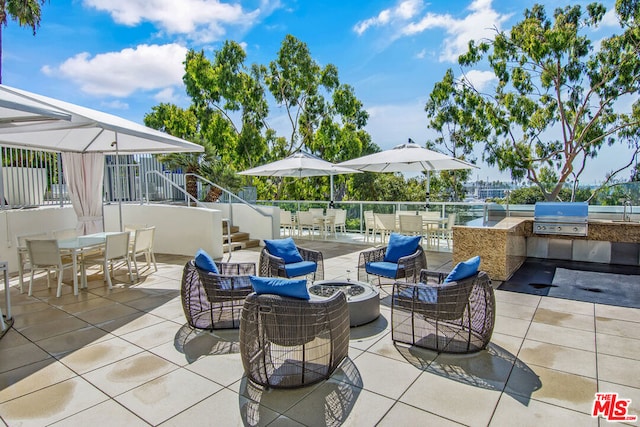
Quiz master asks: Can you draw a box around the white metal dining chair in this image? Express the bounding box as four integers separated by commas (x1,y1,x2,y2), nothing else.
279,210,294,236
363,210,376,243
296,211,321,239
399,214,424,237
16,232,48,293
26,239,74,297
374,213,397,244
52,228,78,240
82,232,133,289
130,227,157,279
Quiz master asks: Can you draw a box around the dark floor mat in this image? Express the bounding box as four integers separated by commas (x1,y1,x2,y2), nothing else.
498,258,640,308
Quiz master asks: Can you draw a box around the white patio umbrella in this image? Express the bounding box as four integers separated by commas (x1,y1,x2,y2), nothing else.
238,151,360,203
338,139,478,205
0,85,204,233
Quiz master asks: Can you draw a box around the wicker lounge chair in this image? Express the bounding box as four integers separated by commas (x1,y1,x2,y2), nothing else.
181,260,256,330
392,269,495,353
239,291,350,388
259,242,324,281
358,237,426,285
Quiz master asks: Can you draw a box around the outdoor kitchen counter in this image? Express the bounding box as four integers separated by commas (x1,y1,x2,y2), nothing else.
585,219,640,243
453,218,640,281
453,217,530,282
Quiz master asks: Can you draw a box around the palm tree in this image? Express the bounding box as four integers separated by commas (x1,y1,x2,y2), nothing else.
0,0,48,83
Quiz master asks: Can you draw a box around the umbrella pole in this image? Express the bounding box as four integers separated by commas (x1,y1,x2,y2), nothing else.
425,170,430,209
114,134,123,232
330,175,334,208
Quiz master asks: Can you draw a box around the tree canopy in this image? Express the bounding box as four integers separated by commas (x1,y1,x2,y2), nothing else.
145,35,375,202
430,2,640,202
0,0,48,83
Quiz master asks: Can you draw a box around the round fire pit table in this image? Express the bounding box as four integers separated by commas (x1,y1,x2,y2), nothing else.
309,280,380,327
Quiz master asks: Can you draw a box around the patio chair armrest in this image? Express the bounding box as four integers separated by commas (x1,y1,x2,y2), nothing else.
215,261,257,276
297,246,324,280
198,270,254,302
357,247,387,281
418,269,446,285
258,248,286,277
396,247,426,282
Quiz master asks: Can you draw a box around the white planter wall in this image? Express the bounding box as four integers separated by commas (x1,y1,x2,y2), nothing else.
0,204,224,274
103,204,223,259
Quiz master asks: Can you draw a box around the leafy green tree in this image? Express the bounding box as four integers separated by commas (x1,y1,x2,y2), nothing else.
253,35,371,201
434,3,640,202
0,0,47,83
424,69,481,201
144,103,218,202
183,42,269,170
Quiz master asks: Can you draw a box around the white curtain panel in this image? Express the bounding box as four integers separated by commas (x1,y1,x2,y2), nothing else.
62,152,105,234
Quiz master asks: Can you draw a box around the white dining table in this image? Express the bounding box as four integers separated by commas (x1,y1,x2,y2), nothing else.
57,232,116,296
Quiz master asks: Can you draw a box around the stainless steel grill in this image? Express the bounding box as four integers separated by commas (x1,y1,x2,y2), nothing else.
533,202,589,237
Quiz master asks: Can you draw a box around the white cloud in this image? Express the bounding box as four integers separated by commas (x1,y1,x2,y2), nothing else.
415,48,427,59
460,69,496,91
154,87,180,103
357,0,511,63
82,0,268,42
599,7,619,28
100,100,129,109
354,0,423,35
42,43,188,97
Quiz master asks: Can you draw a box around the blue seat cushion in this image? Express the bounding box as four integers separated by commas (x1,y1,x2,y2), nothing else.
249,276,310,300
445,255,481,283
398,285,438,304
264,237,304,263
384,233,421,263
284,261,317,278
194,248,219,274
366,261,399,279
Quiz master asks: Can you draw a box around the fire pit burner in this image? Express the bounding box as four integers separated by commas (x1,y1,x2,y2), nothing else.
309,280,380,327
309,283,366,298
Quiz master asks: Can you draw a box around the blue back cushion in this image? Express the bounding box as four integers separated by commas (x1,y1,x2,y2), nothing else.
384,233,421,263
445,256,480,283
249,276,310,300
194,248,219,274
264,237,304,264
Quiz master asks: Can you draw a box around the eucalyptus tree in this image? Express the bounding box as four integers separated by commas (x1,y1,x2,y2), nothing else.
431,2,640,201
143,103,219,202
257,34,371,201
183,42,270,170
0,0,47,83
424,68,482,201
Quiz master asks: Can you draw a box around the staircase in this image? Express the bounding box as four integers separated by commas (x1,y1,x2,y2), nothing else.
222,219,261,252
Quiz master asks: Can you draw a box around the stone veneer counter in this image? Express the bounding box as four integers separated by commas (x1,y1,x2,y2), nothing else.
453,218,640,281
453,218,529,281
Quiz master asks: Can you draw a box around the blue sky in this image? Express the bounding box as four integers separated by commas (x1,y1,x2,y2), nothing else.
2,0,632,184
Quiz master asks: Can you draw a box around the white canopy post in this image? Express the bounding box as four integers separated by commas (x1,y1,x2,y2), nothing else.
62,152,105,234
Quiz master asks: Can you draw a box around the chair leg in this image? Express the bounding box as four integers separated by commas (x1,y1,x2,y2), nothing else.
56,268,63,298
133,256,140,280
126,258,134,284
104,260,113,289
18,254,24,294
150,251,157,271
28,269,35,296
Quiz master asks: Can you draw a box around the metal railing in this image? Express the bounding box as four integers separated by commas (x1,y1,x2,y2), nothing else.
258,199,491,232
183,173,276,232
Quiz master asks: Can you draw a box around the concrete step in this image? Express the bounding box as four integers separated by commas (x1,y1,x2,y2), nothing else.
223,239,260,252
223,232,250,244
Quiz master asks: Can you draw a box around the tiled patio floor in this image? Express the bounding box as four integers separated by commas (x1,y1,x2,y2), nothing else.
1,239,639,426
